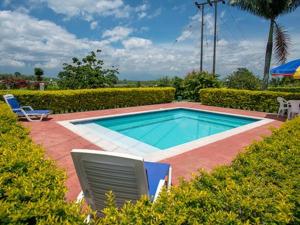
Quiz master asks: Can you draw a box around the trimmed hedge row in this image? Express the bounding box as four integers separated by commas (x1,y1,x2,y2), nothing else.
0,103,87,224
97,117,300,224
200,88,300,112
0,88,175,114
268,86,300,93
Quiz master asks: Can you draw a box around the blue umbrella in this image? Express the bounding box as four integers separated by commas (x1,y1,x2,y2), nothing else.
271,59,300,79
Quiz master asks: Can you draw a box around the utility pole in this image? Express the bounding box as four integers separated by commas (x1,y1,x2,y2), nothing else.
195,2,205,72
195,0,225,76
212,1,218,76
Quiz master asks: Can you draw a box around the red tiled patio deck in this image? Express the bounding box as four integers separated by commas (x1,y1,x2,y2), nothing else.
22,102,284,201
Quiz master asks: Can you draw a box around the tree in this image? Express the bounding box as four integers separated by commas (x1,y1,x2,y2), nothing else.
57,50,119,89
230,0,300,89
14,72,21,77
183,71,220,101
34,68,44,81
224,68,261,90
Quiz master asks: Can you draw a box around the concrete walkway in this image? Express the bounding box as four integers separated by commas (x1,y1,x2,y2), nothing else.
22,102,283,201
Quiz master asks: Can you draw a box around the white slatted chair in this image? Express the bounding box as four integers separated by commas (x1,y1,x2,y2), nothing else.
287,100,300,119
71,149,172,218
277,97,289,117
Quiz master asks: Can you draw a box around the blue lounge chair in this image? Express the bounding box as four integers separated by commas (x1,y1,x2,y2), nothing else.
3,94,51,122
71,149,172,217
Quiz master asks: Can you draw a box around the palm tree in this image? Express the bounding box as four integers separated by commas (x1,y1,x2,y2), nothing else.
229,0,300,89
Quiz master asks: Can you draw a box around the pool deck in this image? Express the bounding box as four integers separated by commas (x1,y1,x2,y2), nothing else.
22,102,284,201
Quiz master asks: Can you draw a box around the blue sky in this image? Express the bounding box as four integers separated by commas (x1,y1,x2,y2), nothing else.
0,0,299,80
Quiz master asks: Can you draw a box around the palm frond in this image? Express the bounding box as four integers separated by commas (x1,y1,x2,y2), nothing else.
274,23,290,64
229,0,272,19
229,0,300,19
281,0,300,14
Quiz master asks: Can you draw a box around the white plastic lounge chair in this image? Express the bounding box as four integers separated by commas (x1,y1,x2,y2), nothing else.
287,100,300,119
71,149,172,217
277,97,289,117
3,94,51,122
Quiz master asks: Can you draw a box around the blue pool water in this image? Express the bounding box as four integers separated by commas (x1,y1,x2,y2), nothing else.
76,109,259,150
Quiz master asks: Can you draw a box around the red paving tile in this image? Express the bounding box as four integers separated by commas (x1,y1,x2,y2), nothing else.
22,102,284,201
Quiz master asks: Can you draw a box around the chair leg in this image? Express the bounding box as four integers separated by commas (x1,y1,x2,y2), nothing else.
288,112,293,120
39,114,45,121
24,114,34,122
277,109,281,117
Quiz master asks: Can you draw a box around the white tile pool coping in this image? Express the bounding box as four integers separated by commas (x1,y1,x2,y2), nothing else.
57,107,274,162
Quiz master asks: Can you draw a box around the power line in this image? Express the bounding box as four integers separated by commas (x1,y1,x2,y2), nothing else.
227,7,248,42
195,0,225,76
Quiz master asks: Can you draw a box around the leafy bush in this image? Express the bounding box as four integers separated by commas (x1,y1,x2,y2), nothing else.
156,76,184,100
200,88,300,112
183,71,220,101
96,116,300,224
0,103,87,224
0,87,175,114
268,86,300,93
224,68,261,90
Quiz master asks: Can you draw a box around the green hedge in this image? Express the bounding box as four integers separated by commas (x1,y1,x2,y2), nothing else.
1,89,300,224
97,117,300,224
200,88,300,112
0,88,175,114
268,86,300,93
0,103,87,224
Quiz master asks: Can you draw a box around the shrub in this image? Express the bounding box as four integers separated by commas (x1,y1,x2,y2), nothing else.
224,68,261,90
0,87,175,114
200,88,300,112
97,117,300,224
0,103,87,224
156,76,184,100
183,71,220,101
268,86,300,93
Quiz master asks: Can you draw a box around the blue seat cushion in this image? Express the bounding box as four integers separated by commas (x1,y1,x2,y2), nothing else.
144,161,170,198
15,110,50,116
7,97,21,110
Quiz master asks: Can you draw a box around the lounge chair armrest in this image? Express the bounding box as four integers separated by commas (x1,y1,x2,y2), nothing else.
21,106,34,111
153,179,166,202
167,166,172,189
76,190,85,204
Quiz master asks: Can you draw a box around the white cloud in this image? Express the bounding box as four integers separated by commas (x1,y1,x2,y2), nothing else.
138,11,147,19
2,0,11,7
40,0,126,18
177,13,215,42
177,30,193,42
122,37,152,49
90,21,98,30
36,0,159,21
0,10,106,70
102,26,133,42
0,58,25,67
1,10,300,80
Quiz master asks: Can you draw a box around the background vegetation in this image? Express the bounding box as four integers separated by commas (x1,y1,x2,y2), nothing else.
223,68,261,90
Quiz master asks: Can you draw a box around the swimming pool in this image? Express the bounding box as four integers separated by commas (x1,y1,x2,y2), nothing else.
59,107,273,161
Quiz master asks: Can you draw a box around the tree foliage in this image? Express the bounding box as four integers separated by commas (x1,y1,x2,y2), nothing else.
34,67,44,81
157,76,184,99
58,50,119,89
183,71,220,101
224,68,261,90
